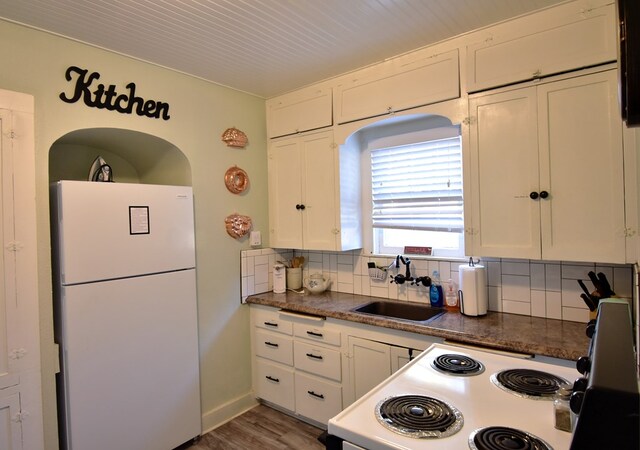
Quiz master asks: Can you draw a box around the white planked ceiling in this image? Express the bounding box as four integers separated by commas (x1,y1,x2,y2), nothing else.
0,0,566,98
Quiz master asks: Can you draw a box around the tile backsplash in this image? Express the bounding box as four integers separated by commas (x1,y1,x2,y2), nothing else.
240,248,634,323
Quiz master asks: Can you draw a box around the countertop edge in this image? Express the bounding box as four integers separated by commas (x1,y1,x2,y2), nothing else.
245,292,589,361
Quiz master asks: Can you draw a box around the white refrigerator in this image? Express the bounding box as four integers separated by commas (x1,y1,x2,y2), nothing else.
51,181,201,450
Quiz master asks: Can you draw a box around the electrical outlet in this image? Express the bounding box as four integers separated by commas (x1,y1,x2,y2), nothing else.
250,231,261,247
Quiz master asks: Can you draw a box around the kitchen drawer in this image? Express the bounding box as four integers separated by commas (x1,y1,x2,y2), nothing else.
294,340,341,381
252,307,293,335
254,358,295,411
294,372,342,425
254,330,293,366
293,322,341,346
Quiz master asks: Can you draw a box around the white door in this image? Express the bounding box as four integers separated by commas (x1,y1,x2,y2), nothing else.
538,70,626,262
0,393,22,450
0,90,42,450
301,130,338,250
268,138,304,248
347,337,391,403
469,87,541,258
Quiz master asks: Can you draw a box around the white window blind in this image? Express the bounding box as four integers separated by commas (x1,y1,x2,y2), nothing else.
371,136,463,232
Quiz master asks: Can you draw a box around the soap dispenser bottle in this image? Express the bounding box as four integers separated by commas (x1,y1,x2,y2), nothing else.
430,271,444,307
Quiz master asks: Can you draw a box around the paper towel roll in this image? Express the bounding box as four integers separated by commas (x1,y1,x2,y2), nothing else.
458,264,488,316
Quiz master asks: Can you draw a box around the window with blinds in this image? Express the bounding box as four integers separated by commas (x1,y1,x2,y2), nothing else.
370,136,463,233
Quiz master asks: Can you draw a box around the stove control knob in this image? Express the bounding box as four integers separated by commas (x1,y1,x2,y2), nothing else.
570,390,585,414
576,356,591,374
573,377,588,392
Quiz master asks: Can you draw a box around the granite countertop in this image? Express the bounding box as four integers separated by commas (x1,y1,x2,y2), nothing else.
245,291,590,361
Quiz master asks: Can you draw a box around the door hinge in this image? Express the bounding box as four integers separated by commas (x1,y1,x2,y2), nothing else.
9,348,27,359
624,228,636,237
5,241,23,252
13,410,29,423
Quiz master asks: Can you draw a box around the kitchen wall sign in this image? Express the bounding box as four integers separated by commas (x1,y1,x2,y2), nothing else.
224,166,249,194
59,66,171,120
221,127,248,148
225,213,252,239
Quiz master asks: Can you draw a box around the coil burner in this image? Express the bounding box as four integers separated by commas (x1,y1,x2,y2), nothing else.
491,369,569,400
431,353,485,376
469,426,552,450
375,395,463,439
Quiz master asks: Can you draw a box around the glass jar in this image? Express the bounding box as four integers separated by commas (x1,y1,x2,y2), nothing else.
554,383,573,432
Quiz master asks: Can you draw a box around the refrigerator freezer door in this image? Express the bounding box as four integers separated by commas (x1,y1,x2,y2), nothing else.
52,181,196,285
58,269,201,450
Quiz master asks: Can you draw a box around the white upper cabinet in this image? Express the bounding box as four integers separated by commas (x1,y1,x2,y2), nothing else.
334,49,460,124
268,129,361,251
266,86,332,138
468,69,628,263
466,3,616,93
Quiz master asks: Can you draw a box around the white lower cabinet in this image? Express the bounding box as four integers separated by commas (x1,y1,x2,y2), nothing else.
346,336,425,404
251,306,344,425
254,358,295,411
250,305,441,425
294,372,342,424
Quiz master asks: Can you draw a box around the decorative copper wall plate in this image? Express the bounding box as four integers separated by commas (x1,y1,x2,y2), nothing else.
221,127,248,148
224,166,249,194
225,213,252,239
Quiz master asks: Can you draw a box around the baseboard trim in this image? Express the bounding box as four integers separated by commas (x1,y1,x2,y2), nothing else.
201,392,258,434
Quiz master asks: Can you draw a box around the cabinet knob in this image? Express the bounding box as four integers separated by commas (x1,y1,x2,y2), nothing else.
529,191,549,200
295,204,306,210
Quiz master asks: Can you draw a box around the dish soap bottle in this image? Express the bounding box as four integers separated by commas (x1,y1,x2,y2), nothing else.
444,278,459,310
430,271,444,308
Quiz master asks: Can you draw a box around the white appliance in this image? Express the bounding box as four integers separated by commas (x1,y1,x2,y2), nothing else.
51,181,201,450
327,342,578,449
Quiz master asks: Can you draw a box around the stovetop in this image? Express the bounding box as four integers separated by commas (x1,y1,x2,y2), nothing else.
328,342,579,450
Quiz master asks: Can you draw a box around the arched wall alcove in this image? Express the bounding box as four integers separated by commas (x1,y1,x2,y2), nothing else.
48,128,192,186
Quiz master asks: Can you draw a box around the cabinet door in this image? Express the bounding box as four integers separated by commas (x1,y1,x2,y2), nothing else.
335,49,459,124
301,131,338,250
0,393,21,450
266,87,332,138
348,337,391,401
390,346,422,373
538,70,626,263
467,4,616,93
268,138,304,248
469,87,541,258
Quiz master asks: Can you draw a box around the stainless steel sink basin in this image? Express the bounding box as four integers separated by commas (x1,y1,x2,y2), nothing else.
352,300,445,323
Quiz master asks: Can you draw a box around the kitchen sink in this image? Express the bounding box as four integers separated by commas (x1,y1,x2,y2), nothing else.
352,300,445,323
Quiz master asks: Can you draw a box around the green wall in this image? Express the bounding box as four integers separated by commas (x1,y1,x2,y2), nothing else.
0,19,267,448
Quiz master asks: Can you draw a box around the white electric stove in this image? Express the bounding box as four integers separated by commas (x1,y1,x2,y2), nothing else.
327,342,579,450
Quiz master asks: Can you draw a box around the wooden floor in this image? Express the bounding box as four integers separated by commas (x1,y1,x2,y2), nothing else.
186,404,326,450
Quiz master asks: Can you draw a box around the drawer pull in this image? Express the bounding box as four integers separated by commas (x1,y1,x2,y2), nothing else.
265,375,280,383
306,352,323,360
264,341,279,348
307,390,325,399
306,331,323,338
264,321,279,327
